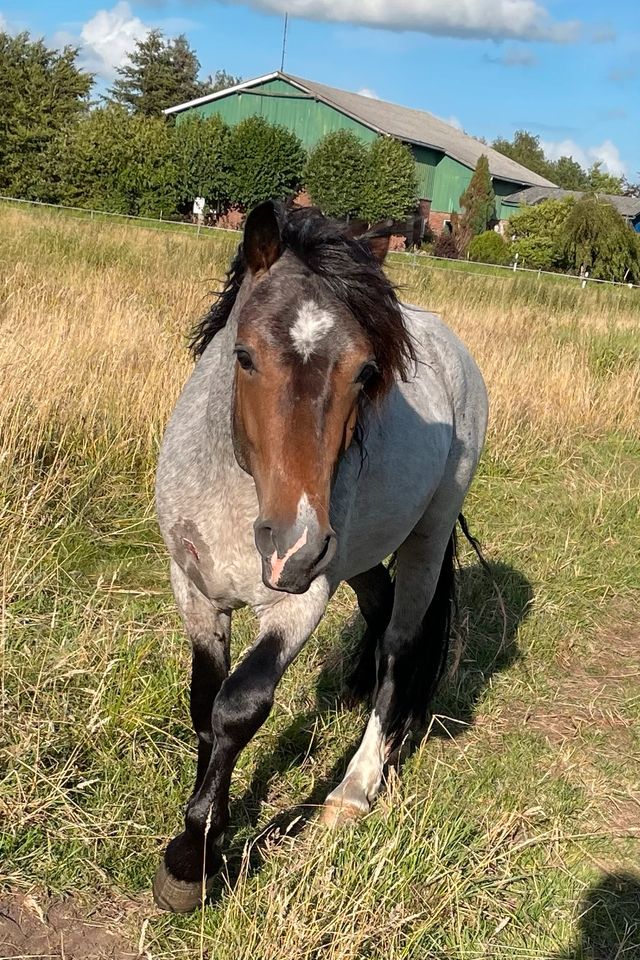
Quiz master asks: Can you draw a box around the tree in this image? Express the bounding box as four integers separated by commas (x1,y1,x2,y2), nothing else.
558,195,640,281
108,30,206,117
204,69,242,94
0,31,92,200
508,197,575,270
304,130,368,219
585,162,624,196
492,130,554,181
552,155,588,191
225,116,306,208
56,105,178,217
456,154,496,251
172,114,230,211
359,136,417,223
622,176,640,199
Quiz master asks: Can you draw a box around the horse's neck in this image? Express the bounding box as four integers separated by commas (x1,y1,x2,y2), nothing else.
203,316,240,476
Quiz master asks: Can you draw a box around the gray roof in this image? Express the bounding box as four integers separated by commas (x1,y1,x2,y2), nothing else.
165,71,555,189
284,74,555,188
502,185,640,218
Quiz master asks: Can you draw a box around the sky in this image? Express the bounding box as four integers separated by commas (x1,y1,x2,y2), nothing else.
2,0,638,179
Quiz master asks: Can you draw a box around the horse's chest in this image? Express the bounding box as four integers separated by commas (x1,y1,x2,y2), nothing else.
166,485,266,610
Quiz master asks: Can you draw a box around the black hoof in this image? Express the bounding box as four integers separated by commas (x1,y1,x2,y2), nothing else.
153,860,215,913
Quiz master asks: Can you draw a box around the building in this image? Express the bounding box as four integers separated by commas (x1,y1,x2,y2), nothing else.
165,72,555,232
501,186,640,232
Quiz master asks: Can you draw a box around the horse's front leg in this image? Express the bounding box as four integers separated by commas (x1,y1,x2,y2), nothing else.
153,575,330,913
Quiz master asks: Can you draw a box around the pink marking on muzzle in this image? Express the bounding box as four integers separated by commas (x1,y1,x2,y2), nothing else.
269,527,308,586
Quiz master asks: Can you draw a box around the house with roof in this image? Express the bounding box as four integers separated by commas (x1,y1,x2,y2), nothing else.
165,72,555,232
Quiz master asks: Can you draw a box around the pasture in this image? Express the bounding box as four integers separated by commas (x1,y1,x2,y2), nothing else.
0,205,638,959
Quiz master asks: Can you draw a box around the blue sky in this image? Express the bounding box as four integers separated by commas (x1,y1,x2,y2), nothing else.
2,0,638,178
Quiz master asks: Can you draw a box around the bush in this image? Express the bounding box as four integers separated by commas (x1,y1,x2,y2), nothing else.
508,197,574,270
172,114,230,212
359,136,417,223
305,130,367,219
55,105,178,217
433,231,459,259
468,230,511,265
225,116,306,209
558,195,640,282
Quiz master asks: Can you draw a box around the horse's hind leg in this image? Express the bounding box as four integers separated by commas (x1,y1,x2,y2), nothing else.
345,563,395,704
170,561,231,793
322,520,455,824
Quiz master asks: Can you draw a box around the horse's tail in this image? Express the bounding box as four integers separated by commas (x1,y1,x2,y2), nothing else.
392,512,494,731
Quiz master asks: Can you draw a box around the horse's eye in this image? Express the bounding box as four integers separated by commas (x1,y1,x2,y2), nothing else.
355,362,378,385
235,348,255,372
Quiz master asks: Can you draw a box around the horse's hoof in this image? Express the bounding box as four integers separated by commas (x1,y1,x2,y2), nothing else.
152,860,214,913
319,798,368,828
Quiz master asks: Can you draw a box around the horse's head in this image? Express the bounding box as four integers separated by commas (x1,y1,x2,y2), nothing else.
198,202,415,594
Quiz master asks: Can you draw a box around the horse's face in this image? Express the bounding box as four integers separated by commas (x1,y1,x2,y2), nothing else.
232,207,384,595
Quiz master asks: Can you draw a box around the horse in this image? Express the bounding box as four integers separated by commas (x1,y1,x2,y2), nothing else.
153,201,488,912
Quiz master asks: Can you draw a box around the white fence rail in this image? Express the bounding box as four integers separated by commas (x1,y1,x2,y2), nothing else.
2,194,638,292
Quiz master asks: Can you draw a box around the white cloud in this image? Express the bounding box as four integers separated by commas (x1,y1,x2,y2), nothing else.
542,138,626,176
357,87,378,98
0,12,7,31
225,0,581,42
80,2,149,77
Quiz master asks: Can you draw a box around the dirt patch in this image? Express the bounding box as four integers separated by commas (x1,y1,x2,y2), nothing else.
0,891,152,959
477,602,640,842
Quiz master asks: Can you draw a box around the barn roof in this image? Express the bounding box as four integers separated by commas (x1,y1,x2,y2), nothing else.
164,71,556,189
502,185,640,218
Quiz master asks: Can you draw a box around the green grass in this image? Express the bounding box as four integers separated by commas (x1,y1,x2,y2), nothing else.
0,206,638,959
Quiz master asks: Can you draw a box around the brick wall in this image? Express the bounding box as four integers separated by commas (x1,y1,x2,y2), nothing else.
427,210,453,236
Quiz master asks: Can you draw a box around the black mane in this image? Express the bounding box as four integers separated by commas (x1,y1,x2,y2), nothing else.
190,204,416,399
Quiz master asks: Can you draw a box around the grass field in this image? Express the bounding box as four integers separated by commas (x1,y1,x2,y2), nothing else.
0,205,638,960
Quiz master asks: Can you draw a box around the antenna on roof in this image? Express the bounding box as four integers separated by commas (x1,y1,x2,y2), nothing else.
280,13,288,72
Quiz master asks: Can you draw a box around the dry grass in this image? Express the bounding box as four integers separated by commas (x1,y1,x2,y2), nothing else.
1,205,639,959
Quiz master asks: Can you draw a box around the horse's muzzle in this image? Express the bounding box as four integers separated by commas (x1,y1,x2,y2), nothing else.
254,519,337,593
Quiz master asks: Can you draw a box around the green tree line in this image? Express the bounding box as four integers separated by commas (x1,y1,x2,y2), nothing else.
0,30,417,223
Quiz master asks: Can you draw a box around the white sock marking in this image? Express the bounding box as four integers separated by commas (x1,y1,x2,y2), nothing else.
290,302,335,361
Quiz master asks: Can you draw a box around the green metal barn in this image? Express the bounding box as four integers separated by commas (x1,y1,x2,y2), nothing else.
165,72,554,231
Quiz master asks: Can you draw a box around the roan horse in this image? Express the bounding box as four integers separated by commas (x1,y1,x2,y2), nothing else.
153,201,488,912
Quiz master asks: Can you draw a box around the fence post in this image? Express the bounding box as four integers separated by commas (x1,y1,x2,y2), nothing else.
581,270,589,290
513,253,519,272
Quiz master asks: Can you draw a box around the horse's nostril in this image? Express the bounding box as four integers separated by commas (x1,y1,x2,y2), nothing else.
254,522,275,557
312,532,337,574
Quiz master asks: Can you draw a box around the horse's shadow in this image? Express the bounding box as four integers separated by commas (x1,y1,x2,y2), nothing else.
210,558,533,899
555,872,640,959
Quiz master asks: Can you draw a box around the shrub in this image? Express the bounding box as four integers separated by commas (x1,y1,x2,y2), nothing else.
172,114,229,212
359,136,417,223
305,130,367,219
225,116,306,209
433,231,459,259
508,197,574,270
55,105,178,217
468,230,511,265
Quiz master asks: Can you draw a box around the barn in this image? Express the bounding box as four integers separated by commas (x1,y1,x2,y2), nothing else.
165,71,555,232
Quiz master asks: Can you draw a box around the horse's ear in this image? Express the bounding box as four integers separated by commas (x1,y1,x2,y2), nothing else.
360,219,395,264
243,201,282,275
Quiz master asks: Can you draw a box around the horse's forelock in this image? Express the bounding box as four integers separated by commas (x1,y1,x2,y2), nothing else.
190,205,416,397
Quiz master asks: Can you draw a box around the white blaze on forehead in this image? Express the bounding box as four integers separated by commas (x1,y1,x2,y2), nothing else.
290,301,335,361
